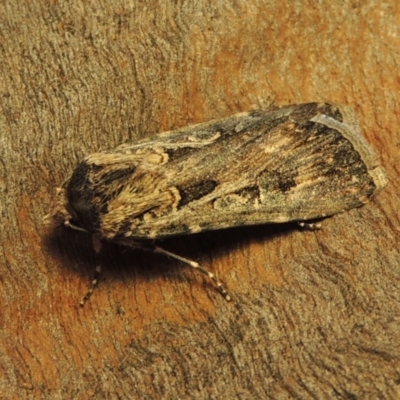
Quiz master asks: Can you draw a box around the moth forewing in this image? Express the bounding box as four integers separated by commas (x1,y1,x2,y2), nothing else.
47,102,387,305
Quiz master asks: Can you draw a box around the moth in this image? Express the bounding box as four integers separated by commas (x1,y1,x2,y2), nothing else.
46,102,387,305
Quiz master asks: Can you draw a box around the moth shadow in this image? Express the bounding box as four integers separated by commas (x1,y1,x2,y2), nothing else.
43,222,298,290
43,227,98,277
102,222,297,285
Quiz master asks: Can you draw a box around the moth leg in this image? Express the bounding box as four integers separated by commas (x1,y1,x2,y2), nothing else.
80,234,103,307
111,238,232,301
152,245,232,301
297,219,324,230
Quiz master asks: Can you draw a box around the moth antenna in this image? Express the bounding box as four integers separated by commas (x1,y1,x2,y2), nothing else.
153,245,231,301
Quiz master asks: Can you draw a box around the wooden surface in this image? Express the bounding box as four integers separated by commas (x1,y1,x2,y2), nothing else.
1,1,399,398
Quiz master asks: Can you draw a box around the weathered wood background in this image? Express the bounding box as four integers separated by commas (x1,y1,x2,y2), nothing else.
1,1,399,398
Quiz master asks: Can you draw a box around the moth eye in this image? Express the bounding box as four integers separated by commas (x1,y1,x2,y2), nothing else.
65,202,79,221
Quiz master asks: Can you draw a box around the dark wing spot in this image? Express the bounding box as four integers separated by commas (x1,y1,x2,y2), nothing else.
277,176,297,192
178,180,218,207
165,146,199,161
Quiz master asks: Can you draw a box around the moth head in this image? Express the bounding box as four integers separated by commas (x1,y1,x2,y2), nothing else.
43,187,88,233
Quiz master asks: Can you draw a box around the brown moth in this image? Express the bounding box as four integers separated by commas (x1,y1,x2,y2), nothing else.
45,102,387,305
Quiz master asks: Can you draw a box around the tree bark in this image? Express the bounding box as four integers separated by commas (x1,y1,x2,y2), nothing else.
1,1,399,398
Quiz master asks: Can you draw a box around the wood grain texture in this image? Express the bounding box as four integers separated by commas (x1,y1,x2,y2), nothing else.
1,0,399,398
